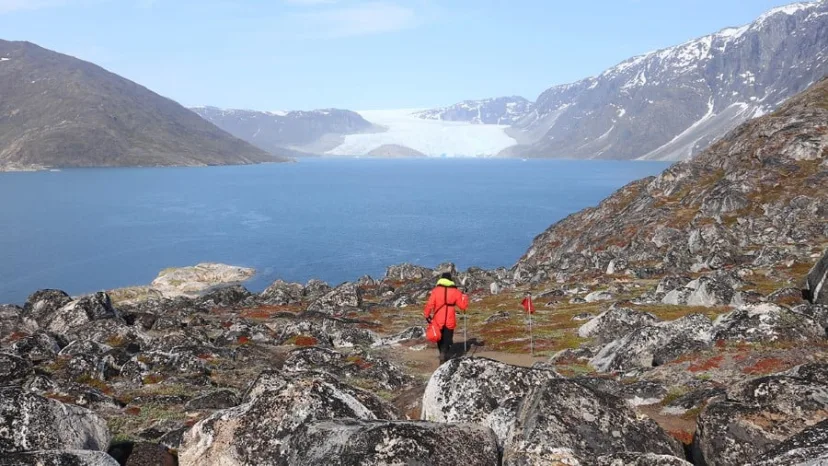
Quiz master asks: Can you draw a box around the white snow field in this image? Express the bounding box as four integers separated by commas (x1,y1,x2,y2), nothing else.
326,109,518,157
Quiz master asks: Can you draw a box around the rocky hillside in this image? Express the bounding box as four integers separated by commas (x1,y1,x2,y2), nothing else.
191,106,379,155
503,0,828,160
0,40,288,170
413,96,533,125
516,76,828,284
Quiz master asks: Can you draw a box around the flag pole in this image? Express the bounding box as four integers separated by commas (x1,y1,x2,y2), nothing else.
528,293,534,358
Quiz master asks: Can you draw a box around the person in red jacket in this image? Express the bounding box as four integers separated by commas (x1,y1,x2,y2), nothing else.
424,272,470,364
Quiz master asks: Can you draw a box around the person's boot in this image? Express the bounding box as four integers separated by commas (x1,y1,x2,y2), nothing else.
439,351,447,364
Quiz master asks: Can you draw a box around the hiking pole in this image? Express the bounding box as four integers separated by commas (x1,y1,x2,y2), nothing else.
528,293,534,358
462,283,468,356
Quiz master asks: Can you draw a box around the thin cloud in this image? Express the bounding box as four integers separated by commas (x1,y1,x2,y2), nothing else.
0,0,154,13
290,1,418,38
284,0,339,5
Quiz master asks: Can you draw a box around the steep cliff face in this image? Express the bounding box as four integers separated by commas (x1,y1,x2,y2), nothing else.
515,77,828,280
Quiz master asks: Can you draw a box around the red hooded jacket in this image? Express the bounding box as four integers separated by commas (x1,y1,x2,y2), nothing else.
423,278,469,330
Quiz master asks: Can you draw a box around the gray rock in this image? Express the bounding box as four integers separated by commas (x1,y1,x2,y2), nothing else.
484,311,510,324
283,347,412,391
184,389,240,410
805,249,828,305
660,387,726,416
197,284,255,309
751,418,828,466
373,326,424,347
585,290,614,303
259,280,304,305
0,304,37,340
578,307,659,345
179,370,398,465
591,313,714,372
656,276,692,295
694,364,828,466
0,352,33,386
0,451,120,466
503,379,683,464
0,387,110,453
595,453,693,466
384,263,433,282
283,419,500,466
45,292,119,334
421,357,559,445
712,303,823,342
306,282,362,315
22,289,72,326
574,377,667,407
685,276,736,307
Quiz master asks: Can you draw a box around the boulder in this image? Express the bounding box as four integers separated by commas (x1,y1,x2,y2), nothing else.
11,332,61,363
22,289,72,326
184,389,240,410
660,387,726,416
303,279,332,301
259,280,304,305
750,418,828,465
0,352,33,385
578,307,659,345
656,276,692,295
197,285,255,308
694,364,828,466
503,379,683,464
0,451,120,466
594,453,693,466
804,249,828,305
384,263,433,282
421,357,559,444
45,292,119,334
591,314,714,372
585,290,614,303
685,277,736,307
178,370,398,465
373,326,424,347
0,388,110,452
282,347,412,391
712,303,824,342
306,282,363,315
573,377,667,407
282,420,499,466
0,304,38,340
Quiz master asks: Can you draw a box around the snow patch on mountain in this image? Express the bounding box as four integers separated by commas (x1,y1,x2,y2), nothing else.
326,109,517,157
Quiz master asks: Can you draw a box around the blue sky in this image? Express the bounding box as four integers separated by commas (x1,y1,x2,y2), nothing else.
0,0,802,110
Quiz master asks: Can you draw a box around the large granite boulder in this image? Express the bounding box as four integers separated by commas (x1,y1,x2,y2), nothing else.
0,451,120,466
0,304,38,340
0,352,33,385
694,363,828,466
281,420,500,466
384,263,433,282
711,303,824,342
750,417,828,465
578,307,659,345
259,280,304,305
503,379,683,464
306,282,363,315
805,249,828,305
283,347,412,391
22,289,72,326
149,263,255,298
178,370,399,465
11,332,61,363
421,357,559,444
591,314,714,372
45,292,120,334
0,388,110,453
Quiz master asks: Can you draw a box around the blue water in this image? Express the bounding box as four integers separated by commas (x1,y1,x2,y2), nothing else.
0,158,670,304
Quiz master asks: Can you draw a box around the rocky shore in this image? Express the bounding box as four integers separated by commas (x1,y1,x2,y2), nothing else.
1,79,827,466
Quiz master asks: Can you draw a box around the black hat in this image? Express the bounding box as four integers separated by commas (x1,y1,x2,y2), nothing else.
440,271,453,280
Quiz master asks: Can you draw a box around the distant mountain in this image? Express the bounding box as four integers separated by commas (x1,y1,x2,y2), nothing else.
191,107,379,155
503,0,828,160
0,40,285,170
413,97,533,125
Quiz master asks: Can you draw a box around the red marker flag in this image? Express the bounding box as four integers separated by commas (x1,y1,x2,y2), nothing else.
520,296,535,314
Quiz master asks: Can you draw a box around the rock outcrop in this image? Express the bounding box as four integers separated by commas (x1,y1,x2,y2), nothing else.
806,248,828,305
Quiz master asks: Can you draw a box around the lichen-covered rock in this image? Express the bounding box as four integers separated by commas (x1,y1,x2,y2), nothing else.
283,347,412,391
149,263,255,298
574,377,667,407
197,284,256,309
656,276,692,295
694,364,828,466
11,332,61,363
660,387,725,416
591,314,714,372
805,248,828,305
373,326,424,347
0,451,120,466
22,289,72,326
750,418,828,465
259,280,304,305
0,388,110,453
384,263,433,281
711,303,824,342
421,357,558,444
184,389,240,411
306,282,363,315
585,290,614,302
282,420,499,466
578,307,659,345
594,453,693,466
0,304,38,340
503,379,682,464
178,370,399,465
45,292,119,334
272,320,334,348
0,352,33,385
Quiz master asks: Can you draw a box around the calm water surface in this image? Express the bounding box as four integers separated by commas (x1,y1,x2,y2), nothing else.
0,158,670,304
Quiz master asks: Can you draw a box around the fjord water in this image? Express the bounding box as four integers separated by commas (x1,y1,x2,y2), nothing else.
0,158,669,304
